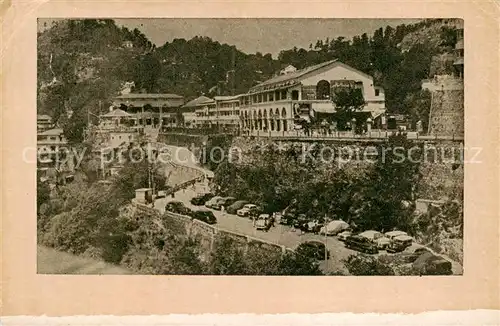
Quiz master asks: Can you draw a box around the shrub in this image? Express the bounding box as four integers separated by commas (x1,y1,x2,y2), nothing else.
344,254,395,276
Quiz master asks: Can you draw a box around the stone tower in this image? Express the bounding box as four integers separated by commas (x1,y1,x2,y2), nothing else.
427,24,464,137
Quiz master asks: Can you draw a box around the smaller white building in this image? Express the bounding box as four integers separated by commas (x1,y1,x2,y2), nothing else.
37,128,69,168
280,65,297,75
37,114,54,132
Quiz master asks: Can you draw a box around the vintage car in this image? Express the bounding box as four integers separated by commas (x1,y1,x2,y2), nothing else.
386,235,413,253
385,230,409,241
204,196,223,209
212,197,237,210
412,251,453,275
226,200,249,214
190,192,215,206
165,201,192,215
255,214,270,230
359,230,391,250
344,235,379,254
190,209,217,225
237,204,259,217
337,231,352,242
319,220,349,236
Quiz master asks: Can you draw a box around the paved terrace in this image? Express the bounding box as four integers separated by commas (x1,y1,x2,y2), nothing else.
160,128,464,143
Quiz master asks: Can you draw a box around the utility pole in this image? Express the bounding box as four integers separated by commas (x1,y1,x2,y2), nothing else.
324,213,329,262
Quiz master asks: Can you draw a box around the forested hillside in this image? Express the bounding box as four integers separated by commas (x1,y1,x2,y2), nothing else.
37,18,461,142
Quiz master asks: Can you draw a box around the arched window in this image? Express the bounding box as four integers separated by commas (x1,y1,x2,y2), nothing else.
263,109,268,130
282,107,288,131
316,80,331,100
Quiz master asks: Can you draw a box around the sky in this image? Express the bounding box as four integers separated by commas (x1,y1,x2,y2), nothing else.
115,19,422,58
40,18,422,58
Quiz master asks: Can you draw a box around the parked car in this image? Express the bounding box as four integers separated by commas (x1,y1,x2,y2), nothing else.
319,220,349,236
205,196,223,209
412,251,453,275
255,214,271,230
279,212,296,225
227,200,249,214
292,214,308,229
165,201,192,215
296,241,330,260
344,235,378,254
358,230,391,250
212,196,236,210
385,230,409,241
337,231,352,242
405,247,431,263
190,209,217,225
237,204,260,217
386,235,413,253
190,192,215,206
305,220,322,233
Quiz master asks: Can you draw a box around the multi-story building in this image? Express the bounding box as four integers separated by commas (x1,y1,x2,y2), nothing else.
213,95,242,131
453,26,464,78
112,93,184,129
192,96,217,128
239,60,386,135
181,96,215,128
37,128,69,168
37,114,54,132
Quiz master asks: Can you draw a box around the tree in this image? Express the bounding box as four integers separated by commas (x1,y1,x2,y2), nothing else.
244,244,282,275
62,109,87,143
278,252,323,275
349,133,421,232
37,173,51,212
332,86,366,130
208,235,248,275
405,89,432,133
343,254,395,275
110,147,167,201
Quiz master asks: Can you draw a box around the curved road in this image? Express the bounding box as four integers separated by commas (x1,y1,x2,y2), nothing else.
154,144,463,275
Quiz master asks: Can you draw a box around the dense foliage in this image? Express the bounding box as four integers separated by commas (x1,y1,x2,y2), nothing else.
38,19,458,142
343,254,395,276
37,148,167,261
214,134,421,233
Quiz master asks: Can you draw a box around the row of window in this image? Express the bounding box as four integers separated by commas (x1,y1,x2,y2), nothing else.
218,103,239,109
111,135,134,141
240,107,289,119
38,136,65,142
196,111,240,117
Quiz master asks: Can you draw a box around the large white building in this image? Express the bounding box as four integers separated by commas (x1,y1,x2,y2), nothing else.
239,60,386,135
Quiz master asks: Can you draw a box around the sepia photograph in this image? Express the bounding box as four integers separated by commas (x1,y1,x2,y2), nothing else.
35,18,465,276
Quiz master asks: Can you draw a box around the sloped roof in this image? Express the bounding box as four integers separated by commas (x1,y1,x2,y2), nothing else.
250,60,377,93
115,93,183,99
214,95,241,101
100,108,132,118
251,60,338,90
183,96,215,107
37,114,52,121
38,128,64,136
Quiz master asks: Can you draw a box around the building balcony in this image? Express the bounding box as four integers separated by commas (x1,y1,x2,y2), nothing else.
37,139,68,146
